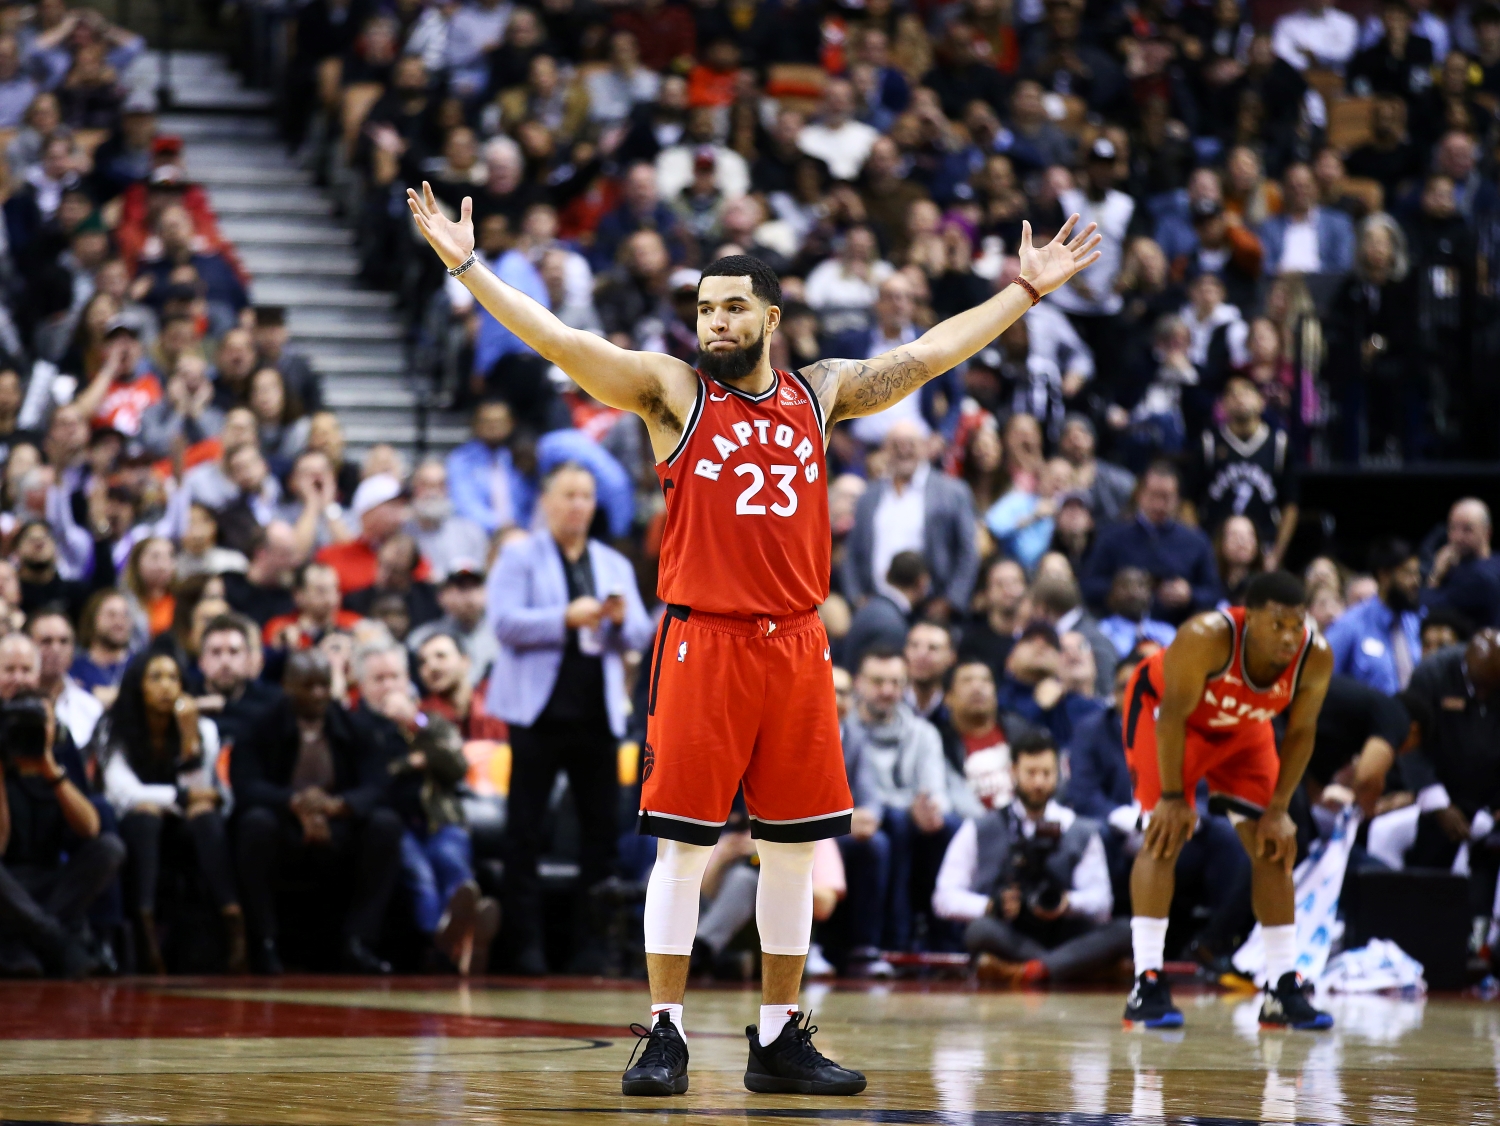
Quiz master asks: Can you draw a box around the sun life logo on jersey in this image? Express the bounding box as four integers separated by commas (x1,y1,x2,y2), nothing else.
780,384,807,407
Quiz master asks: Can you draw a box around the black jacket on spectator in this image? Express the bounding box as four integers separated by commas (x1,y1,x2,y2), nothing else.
1063,704,1130,821
1400,647,1500,818
2,733,90,867
744,0,822,66
230,698,391,818
1346,35,1433,102
211,679,284,755
1080,516,1223,621
222,571,295,627
1425,557,1500,630
1344,139,1423,208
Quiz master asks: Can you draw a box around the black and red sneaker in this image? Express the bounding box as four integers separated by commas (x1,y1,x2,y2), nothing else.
1259,972,1333,1030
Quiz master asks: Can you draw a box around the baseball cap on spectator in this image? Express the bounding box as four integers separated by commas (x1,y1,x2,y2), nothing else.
350,473,406,520
104,312,144,338
149,165,190,188
669,267,702,291
1191,196,1224,224
443,558,485,586
151,135,184,157
693,146,716,171
1018,621,1062,650
1089,137,1117,163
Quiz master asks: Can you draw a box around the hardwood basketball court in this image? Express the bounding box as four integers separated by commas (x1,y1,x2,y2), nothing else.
2,977,1496,1124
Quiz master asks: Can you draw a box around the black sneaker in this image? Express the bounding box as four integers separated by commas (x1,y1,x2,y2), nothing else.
1122,970,1184,1029
1259,972,1333,1030
622,1011,689,1096
744,1012,867,1095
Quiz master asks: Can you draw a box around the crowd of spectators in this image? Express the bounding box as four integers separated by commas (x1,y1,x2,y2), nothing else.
4,0,1500,981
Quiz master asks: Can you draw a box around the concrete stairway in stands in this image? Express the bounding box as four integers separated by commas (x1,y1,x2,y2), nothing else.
135,50,469,461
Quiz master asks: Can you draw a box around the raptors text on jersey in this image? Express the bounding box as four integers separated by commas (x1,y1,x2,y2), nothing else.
654,369,831,616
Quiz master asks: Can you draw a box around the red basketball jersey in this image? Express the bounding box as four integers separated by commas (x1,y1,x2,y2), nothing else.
1144,606,1313,741
654,369,830,616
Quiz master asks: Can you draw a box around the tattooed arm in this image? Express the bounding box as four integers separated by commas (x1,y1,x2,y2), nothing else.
802,215,1103,425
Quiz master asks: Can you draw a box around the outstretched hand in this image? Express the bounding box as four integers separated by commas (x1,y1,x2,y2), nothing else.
406,182,474,271
1018,213,1103,297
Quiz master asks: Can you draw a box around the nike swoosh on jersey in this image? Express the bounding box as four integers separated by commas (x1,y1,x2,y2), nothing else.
709,392,730,401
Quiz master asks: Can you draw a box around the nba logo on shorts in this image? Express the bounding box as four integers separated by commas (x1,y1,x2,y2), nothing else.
677,641,688,662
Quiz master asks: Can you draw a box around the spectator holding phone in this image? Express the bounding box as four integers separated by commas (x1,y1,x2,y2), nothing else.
487,461,653,974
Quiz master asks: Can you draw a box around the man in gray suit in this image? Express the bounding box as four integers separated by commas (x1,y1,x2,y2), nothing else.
487,461,654,974
844,421,979,623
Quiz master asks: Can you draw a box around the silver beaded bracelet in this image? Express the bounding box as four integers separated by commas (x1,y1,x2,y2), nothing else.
448,252,478,278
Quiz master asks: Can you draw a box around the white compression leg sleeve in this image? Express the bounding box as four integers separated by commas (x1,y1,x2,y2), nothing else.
643,839,714,956
754,840,816,956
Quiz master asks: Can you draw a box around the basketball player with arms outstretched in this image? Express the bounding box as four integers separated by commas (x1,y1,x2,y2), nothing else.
407,183,1101,1096
1121,570,1334,1032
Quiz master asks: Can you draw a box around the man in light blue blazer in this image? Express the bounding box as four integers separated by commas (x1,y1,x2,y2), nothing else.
485,460,654,973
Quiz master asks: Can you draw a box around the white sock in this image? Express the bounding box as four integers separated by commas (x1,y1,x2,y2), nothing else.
1131,916,1168,974
1262,925,1297,984
650,1003,685,1043
759,1003,798,1046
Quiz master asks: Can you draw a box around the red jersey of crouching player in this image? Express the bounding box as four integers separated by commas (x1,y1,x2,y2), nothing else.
641,369,852,845
1124,606,1314,818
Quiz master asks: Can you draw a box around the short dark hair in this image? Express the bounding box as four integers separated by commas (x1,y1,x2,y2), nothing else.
1368,536,1415,575
541,459,595,490
698,254,782,308
857,643,905,673
886,550,929,590
25,603,72,636
1012,731,1057,760
201,613,253,647
1244,570,1307,609
1143,459,1180,484
294,560,336,592
1421,606,1474,643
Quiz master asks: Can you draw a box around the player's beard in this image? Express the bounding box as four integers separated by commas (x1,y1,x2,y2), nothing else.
696,332,765,384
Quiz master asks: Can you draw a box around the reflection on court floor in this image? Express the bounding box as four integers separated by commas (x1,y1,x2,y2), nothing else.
1,977,1497,1126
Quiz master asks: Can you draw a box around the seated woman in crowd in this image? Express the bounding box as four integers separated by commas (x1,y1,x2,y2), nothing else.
97,649,244,973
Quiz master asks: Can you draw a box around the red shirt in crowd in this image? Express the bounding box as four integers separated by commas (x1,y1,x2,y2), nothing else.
262,610,364,649
422,685,508,742
315,538,432,595
93,373,163,436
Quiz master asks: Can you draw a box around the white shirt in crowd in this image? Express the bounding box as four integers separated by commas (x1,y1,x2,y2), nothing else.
1273,4,1360,70
1180,300,1250,368
1047,189,1135,317
1278,214,1323,274
797,118,880,181
55,677,103,752
804,257,895,336
655,143,750,202
932,798,1114,924
871,460,928,601
102,717,229,820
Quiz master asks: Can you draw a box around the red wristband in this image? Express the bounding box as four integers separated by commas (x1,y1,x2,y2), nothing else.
1012,275,1041,305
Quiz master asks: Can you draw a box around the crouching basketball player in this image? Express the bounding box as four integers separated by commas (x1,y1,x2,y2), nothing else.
1121,571,1334,1031
405,181,1101,1095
